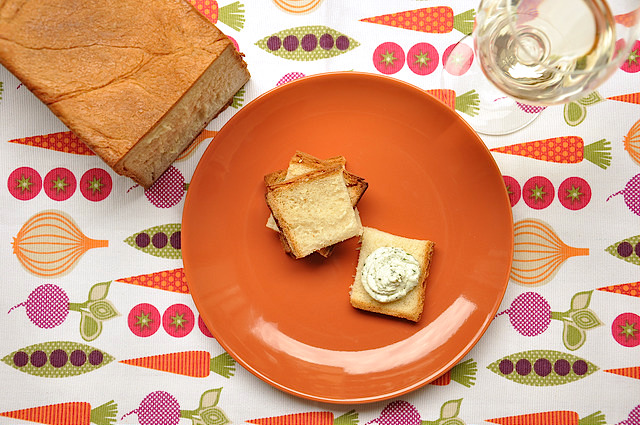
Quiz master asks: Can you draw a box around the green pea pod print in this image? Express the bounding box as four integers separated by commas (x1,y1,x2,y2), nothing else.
3,341,114,378
124,224,182,259
605,235,640,266
487,349,598,386
256,26,359,61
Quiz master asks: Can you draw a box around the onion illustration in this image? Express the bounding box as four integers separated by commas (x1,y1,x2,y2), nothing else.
12,210,108,278
511,219,589,286
624,117,640,166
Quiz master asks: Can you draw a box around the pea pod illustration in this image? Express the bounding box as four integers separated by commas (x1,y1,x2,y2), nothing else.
256,26,359,61
487,350,598,386
2,341,114,378
124,224,182,259
605,235,640,266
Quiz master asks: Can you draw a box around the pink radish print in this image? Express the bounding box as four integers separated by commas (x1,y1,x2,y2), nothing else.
276,72,306,86
495,291,603,350
607,173,640,216
367,399,466,425
7,282,119,341
516,102,546,114
129,166,188,208
121,388,229,425
616,404,640,425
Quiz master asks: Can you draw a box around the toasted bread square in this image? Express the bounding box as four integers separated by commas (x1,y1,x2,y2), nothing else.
266,166,362,258
350,227,435,322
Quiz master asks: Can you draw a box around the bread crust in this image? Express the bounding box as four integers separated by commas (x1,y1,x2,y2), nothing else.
350,227,435,322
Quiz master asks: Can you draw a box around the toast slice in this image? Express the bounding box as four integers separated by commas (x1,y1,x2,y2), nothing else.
265,151,367,257
265,166,362,258
350,227,435,322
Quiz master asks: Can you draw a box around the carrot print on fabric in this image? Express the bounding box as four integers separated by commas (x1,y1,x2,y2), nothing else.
486,410,606,425
608,92,640,105
604,366,640,379
7,131,95,155
597,281,640,298
511,219,589,286
116,268,189,294
0,400,117,425
189,0,245,31
426,89,480,117
12,210,108,278
247,410,357,425
490,137,611,169
429,358,477,387
119,351,236,378
360,7,475,36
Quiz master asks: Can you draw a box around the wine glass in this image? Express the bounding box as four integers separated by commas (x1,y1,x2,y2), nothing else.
442,0,640,135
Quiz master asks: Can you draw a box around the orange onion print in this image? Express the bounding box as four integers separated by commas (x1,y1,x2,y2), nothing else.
623,117,640,166
12,210,108,278
511,219,589,286
273,0,323,14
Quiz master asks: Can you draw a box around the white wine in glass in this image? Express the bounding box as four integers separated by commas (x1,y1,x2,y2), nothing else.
443,0,640,134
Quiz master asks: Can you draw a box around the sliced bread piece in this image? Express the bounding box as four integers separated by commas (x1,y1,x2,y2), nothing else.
265,166,362,258
350,227,435,322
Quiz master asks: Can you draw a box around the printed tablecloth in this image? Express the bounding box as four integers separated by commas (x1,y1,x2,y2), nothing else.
1,0,639,424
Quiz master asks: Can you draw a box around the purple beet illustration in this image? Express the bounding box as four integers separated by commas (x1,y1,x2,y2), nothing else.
607,173,640,216
121,388,229,425
128,166,188,208
495,290,602,350
366,399,465,425
8,282,119,341
616,403,640,425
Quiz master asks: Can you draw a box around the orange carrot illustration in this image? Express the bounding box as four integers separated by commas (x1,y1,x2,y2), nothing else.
189,0,245,30
7,131,94,155
176,129,217,161
116,268,190,294
120,351,235,378
486,410,605,425
615,10,639,27
0,400,117,425
604,366,640,379
426,89,480,117
360,7,475,36
429,358,477,387
247,410,357,425
490,137,611,169
597,281,640,298
607,92,640,105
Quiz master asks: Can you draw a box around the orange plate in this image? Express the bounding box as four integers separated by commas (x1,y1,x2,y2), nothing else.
182,72,513,404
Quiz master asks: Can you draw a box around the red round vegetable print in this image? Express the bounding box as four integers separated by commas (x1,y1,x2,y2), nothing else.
443,43,473,76
558,177,591,210
80,168,112,201
162,304,195,337
128,303,161,337
373,42,405,75
620,40,640,73
612,312,640,347
407,42,439,75
44,167,76,201
8,167,42,200
503,175,521,207
523,176,554,209
198,315,214,338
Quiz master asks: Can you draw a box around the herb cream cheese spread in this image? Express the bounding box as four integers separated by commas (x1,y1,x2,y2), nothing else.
361,246,421,303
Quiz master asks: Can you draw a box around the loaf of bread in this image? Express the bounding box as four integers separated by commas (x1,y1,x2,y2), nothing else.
350,227,435,322
265,166,362,259
0,0,250,187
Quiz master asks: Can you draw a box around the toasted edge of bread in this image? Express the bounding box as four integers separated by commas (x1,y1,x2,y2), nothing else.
349,227,435,322
265,166,361,258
